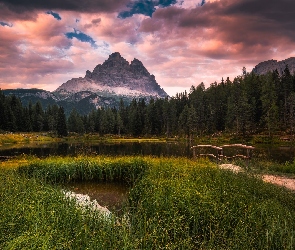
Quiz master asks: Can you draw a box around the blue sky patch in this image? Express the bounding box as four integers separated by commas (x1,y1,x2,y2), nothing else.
118,0,177,19
0,21,12,27
46,11,62,20
65,29,97,47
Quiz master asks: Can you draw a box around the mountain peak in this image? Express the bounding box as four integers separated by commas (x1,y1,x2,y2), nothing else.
108,52,123,59
130,58,150,76
101,52,129,69
253,57,295,75
55,52,168,102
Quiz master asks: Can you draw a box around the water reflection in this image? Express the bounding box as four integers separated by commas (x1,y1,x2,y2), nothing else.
0,141,295,163
63,181,129,214
0,142,192,158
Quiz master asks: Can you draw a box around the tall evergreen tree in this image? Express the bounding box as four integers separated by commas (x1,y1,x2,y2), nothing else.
261,73,279,136
67,108,84,133
57,106,68,137
10,95,24,131
0,90,6,130
32,101,44,132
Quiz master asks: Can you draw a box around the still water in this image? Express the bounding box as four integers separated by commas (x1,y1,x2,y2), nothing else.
1,141,295,163
63,181,129,214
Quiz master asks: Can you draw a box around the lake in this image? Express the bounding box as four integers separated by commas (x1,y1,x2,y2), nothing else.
0,141,295,163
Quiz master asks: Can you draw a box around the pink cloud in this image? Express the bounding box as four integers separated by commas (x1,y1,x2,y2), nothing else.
1,0,295,96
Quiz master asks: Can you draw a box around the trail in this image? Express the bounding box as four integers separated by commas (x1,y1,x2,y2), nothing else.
219,164,295,191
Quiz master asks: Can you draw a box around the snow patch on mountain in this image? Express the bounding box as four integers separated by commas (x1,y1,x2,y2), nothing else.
54,52,168,103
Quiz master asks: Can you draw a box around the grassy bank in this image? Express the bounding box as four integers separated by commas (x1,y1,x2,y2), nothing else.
1,156,295,249
233,157,295,176
0,132,57,145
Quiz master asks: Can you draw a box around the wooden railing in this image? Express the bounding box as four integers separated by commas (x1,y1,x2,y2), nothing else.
191,144,254,162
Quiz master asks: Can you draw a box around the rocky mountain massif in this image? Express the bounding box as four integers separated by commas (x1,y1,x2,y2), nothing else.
252,57,295,75
3,52,168,115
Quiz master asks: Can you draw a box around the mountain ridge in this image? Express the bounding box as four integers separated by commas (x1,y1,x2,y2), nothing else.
252,57,295,75
54,52,168,101
3,52,168,115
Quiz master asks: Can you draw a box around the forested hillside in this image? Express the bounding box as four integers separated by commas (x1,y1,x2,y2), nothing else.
1,66,295,138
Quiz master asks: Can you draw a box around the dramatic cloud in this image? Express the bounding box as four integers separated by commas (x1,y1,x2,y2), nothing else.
118,0,177,18
0,0,129,14
46,10,62,20
0,0,295,96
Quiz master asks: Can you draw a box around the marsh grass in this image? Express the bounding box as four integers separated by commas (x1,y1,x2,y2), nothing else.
1,156,295,249
235,157,295,176
17,156,149,185
127,158,295,249
0,169,132,249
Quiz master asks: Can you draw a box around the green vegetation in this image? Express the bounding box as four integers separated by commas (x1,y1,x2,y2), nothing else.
1,156,295,249
0,132,57,145
238,158,295,176
2,66,295,139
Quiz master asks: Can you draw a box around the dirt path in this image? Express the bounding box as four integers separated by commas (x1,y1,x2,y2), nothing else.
262,175,295,191
219,164,295,191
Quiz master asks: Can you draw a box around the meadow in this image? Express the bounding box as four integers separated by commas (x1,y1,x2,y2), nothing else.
1,156,295,249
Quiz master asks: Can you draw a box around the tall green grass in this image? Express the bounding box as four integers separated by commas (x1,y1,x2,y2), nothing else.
17,156,149,185
236,158,295,175
1,156,295,249
127,158,295,249
0,169,131,249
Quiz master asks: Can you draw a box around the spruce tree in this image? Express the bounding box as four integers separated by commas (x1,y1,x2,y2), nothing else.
57,106,68,137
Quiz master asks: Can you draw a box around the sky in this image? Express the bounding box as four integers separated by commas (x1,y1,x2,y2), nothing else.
1,0,295,96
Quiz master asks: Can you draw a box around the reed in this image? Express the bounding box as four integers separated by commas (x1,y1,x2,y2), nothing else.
1,156,295,249
17,155,149,185
0,168,133,249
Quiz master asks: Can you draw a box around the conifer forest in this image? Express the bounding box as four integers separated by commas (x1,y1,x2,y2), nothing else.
1,67,295,138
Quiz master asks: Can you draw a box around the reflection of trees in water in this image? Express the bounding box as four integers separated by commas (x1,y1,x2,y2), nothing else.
1,142,295,162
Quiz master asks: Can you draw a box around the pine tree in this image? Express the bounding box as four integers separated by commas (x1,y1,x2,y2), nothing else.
178,104,189,137
22,107,32,132
32,101,44,132
261,73,279,137
9,95,23,131
86,110,96,133
288,92,295,136
189,83,207,136
68,108,84,134
0,90,6,130
57,106,68,137
115,111,123,136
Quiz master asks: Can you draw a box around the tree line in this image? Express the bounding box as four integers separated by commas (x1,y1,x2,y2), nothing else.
1,66,295,138
0,93,68,137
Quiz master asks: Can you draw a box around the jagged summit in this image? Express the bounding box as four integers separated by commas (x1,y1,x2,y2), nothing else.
55,52,168,101
85,52,151,80
4,53,168,114
252,57,295,75
130,58,150,76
